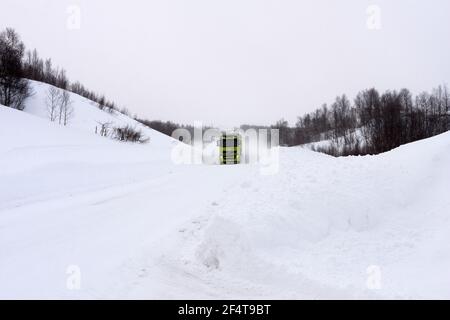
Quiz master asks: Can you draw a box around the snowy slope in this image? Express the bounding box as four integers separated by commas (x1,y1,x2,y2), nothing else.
1,89,450,299
0,105,242,299
0,105,176,210
24,80,174,148
142,134,450,299
301,128,366,153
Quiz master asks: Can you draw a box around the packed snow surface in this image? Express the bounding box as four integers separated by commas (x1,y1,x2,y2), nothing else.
1,81,449,299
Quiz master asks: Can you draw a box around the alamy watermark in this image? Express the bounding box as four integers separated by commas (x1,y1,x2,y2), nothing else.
170,123,280,175
366,265,382,290
66,265,81,290
66,5,81,30
366,5,382,31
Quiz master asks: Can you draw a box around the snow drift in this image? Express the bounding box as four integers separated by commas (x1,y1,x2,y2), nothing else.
0,81,450,299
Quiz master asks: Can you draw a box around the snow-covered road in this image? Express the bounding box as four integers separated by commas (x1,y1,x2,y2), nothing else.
1,100,450,299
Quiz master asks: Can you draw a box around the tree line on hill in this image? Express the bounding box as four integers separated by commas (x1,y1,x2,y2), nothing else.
264,86,449,155
0,27,118,113
0,28,31,110
0,27,187,144
0,27,146,143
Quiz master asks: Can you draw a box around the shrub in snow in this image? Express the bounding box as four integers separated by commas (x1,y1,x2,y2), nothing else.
112,125,148,144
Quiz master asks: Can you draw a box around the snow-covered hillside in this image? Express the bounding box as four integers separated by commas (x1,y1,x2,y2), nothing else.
24,80,174,148
1,85,450,299
301,128,366,153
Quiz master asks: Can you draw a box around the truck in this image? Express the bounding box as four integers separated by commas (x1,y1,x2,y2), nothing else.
218,133,242,165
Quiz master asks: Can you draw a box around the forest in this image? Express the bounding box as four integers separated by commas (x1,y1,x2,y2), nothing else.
267,86,449,155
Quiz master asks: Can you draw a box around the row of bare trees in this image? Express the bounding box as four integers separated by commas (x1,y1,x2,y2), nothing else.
0,27,119,113
45,86,73,126
1,28,149,143
134,117,208,140
266,86,450,155
23,49,69,90
22,47,118,113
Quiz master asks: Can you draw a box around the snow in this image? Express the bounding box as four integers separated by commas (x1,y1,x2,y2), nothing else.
24,80,174,149
301,128,366,153
1,82,450,299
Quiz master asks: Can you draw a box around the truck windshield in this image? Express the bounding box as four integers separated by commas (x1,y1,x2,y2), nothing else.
221,138,239,147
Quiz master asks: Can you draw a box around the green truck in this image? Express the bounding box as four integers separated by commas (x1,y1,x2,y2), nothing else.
218,134,242,165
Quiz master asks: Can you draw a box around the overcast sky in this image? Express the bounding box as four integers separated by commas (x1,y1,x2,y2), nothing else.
2,0,450,127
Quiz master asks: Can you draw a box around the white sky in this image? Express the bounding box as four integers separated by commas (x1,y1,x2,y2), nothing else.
2,0,450,127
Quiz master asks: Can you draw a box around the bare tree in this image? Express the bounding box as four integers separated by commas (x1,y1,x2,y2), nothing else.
98,95,106,110
45,86,60,122
0,28,31,110
96,121,112,137
59,90,74,126
273,118,290,146
54,90,74,126
443,84,450,131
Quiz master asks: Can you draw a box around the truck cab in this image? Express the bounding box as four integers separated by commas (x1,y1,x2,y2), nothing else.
218,134,242,165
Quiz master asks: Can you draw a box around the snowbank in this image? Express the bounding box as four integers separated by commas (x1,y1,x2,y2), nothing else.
154,132,450,299
1,83,450,299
